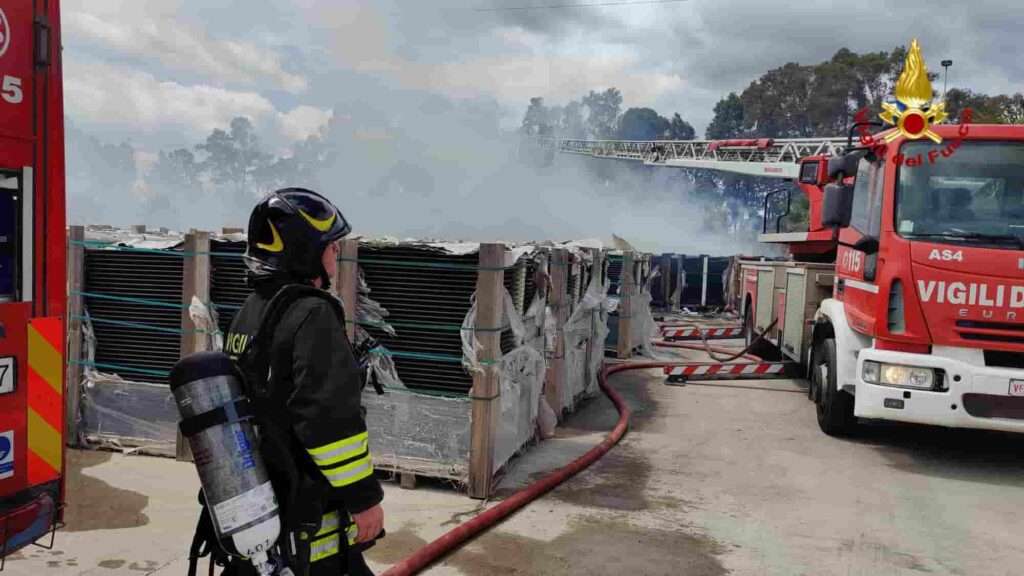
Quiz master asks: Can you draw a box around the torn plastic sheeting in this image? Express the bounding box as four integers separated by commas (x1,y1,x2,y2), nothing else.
493,343,545,471
461,289,527,374
632,290,665,359
504,245,536,268
560,238,604,251
353,266,406,390
80,372,179,456
78,311,178,455
358,237,480,257
461,286,545,472
563,263,611,407
189,296,223,351
356,268,396,338
362,388,472,481
84,226,185,250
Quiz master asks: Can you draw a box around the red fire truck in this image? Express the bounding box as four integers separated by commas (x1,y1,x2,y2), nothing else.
0,0,67,562
743,122,1024,436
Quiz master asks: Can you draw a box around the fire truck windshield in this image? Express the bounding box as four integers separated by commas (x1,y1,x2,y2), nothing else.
896,141,1024,250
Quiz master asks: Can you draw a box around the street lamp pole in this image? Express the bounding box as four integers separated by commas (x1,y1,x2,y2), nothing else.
941,59,953,100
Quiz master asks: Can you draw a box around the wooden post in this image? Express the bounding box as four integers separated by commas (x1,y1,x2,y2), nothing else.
336,239,360,341
617,251,636,359
65,226,86,446
468,243,505,499
583,248,602,391
545,248,568,417
176,231,211,462
659,254,671,312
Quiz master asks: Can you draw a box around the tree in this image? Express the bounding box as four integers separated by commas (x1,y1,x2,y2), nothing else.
668,113,695,140
945,88,1024,124
616,107,670,140
582,88,622,138
740,62,815,137
195,117,272,197
151,148,199,190
521,97,553,136
560,100,586,138
65,124,138,224
705,93,745,139
714,45,929,139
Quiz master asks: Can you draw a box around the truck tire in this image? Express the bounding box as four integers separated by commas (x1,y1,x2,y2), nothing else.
812,338,856,436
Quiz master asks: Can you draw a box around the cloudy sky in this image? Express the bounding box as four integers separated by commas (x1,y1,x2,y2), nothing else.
64,0,1024,153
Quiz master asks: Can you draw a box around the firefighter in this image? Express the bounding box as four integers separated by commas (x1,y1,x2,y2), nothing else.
226,187,384,575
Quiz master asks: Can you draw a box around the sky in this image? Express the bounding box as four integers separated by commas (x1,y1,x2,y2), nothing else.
64,0,1024,151
60,0,1024,252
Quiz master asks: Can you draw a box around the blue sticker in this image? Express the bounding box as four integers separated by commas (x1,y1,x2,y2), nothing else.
0,431,13,480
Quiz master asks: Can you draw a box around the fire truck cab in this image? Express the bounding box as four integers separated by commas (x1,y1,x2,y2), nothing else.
0,0,67,562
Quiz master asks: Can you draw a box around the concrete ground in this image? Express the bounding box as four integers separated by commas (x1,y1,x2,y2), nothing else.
5,345,1024,575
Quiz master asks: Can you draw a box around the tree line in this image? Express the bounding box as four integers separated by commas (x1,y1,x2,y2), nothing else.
520,88,695,141
524,46,1024,142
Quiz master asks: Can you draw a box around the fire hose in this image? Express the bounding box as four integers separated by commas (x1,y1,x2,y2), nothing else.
381,360,665,576
380,322,772,575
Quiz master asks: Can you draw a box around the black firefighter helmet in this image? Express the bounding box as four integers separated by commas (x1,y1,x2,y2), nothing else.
245,188,351,286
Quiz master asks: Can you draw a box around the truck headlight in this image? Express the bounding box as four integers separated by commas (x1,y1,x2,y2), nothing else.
862,360,936,389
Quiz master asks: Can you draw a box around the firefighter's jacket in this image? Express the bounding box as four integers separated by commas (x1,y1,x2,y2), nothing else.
226,279,384,523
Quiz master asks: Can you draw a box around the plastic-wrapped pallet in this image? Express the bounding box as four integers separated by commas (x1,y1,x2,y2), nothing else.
563,255,610,406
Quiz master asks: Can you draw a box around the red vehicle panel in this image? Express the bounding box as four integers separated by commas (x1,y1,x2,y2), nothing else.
0,0,66,559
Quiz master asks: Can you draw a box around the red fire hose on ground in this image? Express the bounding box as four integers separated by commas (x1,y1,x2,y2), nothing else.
380,319,764,576
654,341,761,362
380,360,668,576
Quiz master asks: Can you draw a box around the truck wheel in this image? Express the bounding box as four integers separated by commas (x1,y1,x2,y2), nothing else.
812,338,856,436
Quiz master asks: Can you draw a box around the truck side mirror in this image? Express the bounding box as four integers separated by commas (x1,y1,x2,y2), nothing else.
821,183,854,228
828,152,864,180
853,235,879,255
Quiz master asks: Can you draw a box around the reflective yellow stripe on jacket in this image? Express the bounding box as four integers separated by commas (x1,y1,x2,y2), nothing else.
311,511,360,563
307,432,374,488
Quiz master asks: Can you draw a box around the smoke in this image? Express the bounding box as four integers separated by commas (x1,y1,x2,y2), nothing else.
65,90,763,256
287,86,761,256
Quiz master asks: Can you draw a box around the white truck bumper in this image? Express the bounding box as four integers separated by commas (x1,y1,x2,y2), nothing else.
854,347,1024,433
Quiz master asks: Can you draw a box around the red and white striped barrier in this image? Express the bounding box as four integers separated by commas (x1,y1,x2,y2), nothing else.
660,326,743,340
664,362,790,381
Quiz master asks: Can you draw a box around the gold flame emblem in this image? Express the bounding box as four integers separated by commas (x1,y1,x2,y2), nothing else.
879,39,948,143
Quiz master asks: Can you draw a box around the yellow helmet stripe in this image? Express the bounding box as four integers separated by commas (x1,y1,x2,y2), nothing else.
256,221,284,252
298,209,336,233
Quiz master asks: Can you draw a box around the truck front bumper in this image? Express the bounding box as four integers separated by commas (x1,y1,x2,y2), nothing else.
854,348,1024,433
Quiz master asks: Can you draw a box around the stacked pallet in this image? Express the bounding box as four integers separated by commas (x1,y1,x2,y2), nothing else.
73,230,188,453
336,240,549,497
67,228,620,498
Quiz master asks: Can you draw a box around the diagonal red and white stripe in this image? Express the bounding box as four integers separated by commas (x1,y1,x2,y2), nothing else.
663,362,787,378
661,327,743,340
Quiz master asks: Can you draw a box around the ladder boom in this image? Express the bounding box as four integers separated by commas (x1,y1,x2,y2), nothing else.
547,137,848,178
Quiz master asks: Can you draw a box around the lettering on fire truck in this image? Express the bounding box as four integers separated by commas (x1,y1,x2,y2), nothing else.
918,280,1024,320
840,250,863,274
0,8,22,105
928,249,963,262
